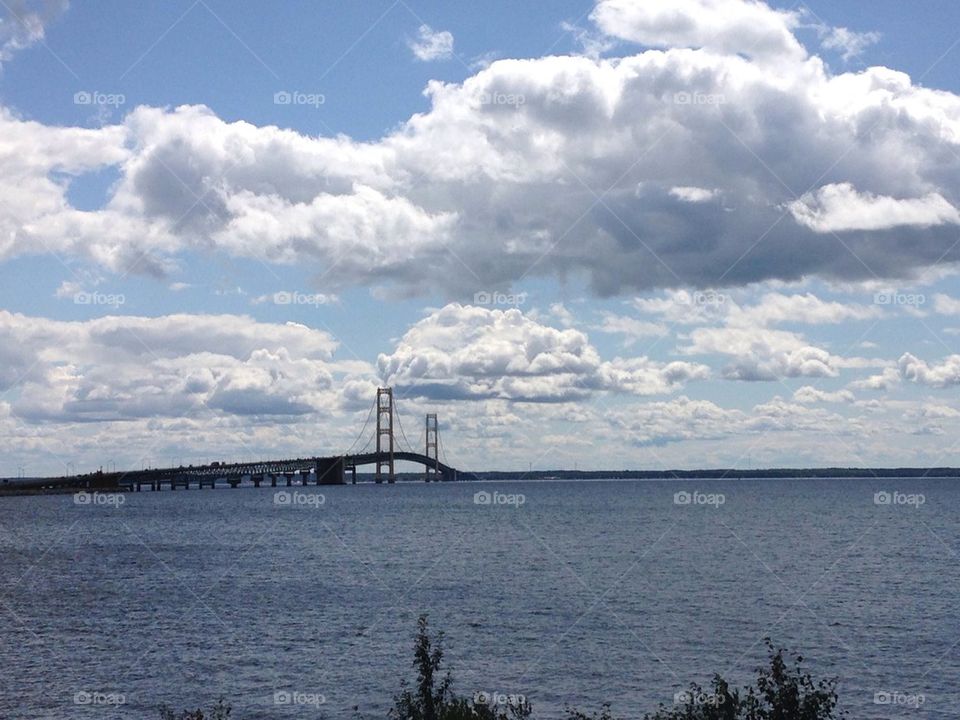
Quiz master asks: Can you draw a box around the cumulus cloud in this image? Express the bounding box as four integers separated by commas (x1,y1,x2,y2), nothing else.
624,289,879,381
590,0,805,63
377,303,707,401
0,311,357,423
898,352,960,388
683,325,840,380
0,0,958,296
788,183,960,233
408,24,454,61
608,395,742,446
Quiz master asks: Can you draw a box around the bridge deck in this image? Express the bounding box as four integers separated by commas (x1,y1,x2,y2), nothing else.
3,451,459,493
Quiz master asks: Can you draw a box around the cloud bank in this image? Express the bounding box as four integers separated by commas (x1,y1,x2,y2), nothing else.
1,0,959,298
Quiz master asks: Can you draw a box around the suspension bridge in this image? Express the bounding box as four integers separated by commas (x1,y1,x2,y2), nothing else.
5,388,460,493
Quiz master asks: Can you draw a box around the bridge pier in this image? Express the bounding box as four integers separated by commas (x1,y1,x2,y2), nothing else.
299,470,310,486
252,475,262,488
315,457,345,485
270,474,277,488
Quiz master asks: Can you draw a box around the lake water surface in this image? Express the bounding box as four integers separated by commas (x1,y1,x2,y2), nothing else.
0,478,957,719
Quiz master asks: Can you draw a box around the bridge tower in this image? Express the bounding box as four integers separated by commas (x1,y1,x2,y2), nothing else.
425,413,439,482
375,387,395,483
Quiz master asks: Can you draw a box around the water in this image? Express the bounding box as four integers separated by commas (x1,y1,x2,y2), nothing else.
0,478,957,719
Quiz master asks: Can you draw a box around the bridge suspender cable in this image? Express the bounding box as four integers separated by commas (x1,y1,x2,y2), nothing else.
438,425,451,466
391,394,416,454
344,395,377,455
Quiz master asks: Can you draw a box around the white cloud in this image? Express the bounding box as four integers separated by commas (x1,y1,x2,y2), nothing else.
0,0,68,68
408,24,454,61
818,26,881,62
590,0,805,63
849,367,899,391
933,293,960,315
631,290,729,325
898,352,960,388
0,1,959,301
669,186,717,203
607,392,855,447
377,303,707,401
592,311,668,345
727,292,881,327
683,325,840,380
608,395,742,446
792,386,854,404
53,279,83,299
789,183,960,233
0,311,354,423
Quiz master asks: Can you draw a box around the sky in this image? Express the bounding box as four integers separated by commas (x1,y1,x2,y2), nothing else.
2,0,960,476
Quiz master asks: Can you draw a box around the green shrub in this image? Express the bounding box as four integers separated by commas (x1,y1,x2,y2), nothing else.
389,615,532,720
641,640,846,720
158,627,845,720
158,697,231,720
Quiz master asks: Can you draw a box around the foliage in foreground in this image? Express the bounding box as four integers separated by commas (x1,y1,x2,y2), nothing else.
158,697,231,720
387,617,845,720
388,615,532,720
158,617,846,720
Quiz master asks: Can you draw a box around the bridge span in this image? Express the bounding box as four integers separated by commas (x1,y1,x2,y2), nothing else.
3,388,461,493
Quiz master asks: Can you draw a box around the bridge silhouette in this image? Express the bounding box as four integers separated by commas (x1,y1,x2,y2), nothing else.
10,387,460,493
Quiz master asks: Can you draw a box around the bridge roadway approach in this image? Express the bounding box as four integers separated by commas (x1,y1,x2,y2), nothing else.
10,451,459,493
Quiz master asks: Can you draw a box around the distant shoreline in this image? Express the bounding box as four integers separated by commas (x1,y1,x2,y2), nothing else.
461,467,960,480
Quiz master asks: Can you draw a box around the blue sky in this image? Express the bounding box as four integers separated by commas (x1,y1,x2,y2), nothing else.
2,0,960,476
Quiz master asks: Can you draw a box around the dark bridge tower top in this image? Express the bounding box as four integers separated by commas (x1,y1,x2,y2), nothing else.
376,387,395,483
425,413,439,482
